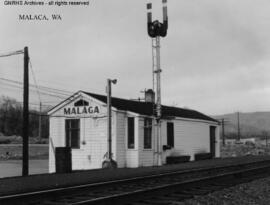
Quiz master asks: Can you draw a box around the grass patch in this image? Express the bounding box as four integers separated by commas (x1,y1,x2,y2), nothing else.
0,136,48,144
0,144,48,160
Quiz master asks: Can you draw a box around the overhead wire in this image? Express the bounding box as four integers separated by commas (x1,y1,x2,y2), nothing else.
0,81,68,99
0,49,90,114
29,59,42,104
0,79,70,99
0,77,72,96
0,48,73,97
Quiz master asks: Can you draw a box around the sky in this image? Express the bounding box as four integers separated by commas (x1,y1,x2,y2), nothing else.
1,0,270,115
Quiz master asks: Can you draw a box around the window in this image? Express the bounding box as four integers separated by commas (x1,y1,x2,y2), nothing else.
167,122,174,147
65,119,80,149
210,126,216,157
144,118,152,149
128,117,135,149
74,99,89,106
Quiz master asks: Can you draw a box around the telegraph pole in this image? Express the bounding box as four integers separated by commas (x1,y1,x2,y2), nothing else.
23,46,29,176
147,0,168,166
107,79,112,161
102,79,117,168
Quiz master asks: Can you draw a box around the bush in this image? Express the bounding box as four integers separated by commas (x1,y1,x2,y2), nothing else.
0,139,11,144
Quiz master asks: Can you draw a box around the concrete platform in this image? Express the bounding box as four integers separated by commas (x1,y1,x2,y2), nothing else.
1,156,270,197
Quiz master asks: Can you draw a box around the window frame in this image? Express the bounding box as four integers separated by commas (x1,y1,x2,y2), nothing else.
65,118,80,149
143,117,152,149
167,122,174,148
127,117,135,149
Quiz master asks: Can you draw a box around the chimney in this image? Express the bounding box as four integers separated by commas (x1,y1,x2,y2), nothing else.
145,89,155,103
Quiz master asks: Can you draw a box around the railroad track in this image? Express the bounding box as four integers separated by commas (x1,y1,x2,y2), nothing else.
1,159,270,205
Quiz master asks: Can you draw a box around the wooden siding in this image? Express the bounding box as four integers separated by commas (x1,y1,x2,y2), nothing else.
71,117,108,170
49,117,65,173
49,93,220,171
125,116,140,167
125,150,139,167
115,112,126,168
49,95,110,172
161,119,219,161
138,117,155,167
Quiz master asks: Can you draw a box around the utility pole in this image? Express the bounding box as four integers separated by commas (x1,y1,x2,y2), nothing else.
147,0,168,166
107,79,113,161
102,79,117,168
22,46,29,176
237,112,240,142
221,118,225,146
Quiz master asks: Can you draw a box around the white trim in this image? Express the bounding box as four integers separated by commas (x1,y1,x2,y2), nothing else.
117,111,217,125
126,149,139,151
48,91,118,116
121,110,141,117
48,92,81,115
48,91,217,125
142,147,153,151
116,110,154,119
65,118,81,149
126,116,136,150
162,116,218,125
142,117,153,150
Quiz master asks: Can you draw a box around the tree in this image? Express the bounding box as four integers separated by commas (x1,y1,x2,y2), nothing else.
0,96,49,138
0,96,22,136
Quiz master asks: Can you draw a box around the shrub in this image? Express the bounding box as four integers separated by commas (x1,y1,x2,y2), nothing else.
0,139,11,144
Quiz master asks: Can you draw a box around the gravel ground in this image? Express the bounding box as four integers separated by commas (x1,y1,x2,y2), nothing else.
1,156,268,197
0,160,48,178
178,177,270,205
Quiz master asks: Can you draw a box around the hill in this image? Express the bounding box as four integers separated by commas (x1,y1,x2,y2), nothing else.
213,112,270,137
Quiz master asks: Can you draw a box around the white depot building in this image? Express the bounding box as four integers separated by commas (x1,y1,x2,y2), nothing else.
48,90,220,172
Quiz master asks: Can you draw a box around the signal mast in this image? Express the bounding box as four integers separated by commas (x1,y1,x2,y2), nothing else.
147,0,168,166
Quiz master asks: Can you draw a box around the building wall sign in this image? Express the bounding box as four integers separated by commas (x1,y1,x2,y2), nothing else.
64,106,100,115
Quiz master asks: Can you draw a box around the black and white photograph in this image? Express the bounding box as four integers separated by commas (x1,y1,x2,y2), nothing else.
1,0,270,204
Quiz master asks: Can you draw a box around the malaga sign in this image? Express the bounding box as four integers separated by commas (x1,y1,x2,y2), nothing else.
64,106,100,115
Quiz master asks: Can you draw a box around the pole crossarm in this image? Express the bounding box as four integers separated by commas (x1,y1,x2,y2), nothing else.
0,49,24,58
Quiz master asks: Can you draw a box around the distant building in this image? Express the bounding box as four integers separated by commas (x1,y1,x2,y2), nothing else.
48,90,220,172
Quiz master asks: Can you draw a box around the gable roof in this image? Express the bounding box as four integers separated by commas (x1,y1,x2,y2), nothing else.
81,91,218,123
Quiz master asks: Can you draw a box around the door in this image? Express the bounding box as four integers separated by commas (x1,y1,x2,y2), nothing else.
210,126,216,158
